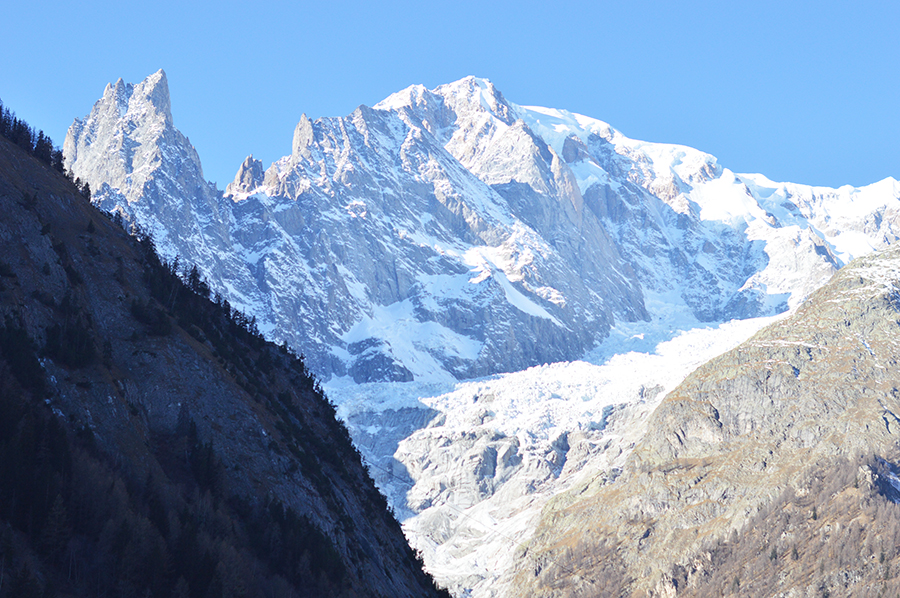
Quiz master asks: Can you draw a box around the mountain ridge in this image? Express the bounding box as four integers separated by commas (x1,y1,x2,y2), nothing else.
64,72,900,386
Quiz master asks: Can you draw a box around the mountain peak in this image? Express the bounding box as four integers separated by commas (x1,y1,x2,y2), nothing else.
64,68,209,225
291,113,314,162
92,70,172,127
226,154,265,198
131,69,172,124
463,75,495,89
374,83,429,111
103,77,128,95
101,77,134,118
433,75,514,125
375,76,514,126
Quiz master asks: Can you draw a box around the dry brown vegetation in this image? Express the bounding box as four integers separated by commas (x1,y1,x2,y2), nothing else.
674,454,900,597
517,455,900,598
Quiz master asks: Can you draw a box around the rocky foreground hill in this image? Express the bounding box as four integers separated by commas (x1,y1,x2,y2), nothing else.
0,131,446,596
510,244,900,597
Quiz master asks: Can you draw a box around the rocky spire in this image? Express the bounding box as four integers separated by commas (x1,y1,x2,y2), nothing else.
225,155,265,198
64,69,201,201
291,114,314,163
132,69,173,125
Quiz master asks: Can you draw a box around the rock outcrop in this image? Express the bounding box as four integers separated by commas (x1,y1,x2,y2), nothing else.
511,244,900,596
225,154,265,196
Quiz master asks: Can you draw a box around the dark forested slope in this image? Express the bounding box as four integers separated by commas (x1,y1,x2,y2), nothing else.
0,130,447,597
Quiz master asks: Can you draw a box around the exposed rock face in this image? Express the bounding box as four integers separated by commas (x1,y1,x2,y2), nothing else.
63,70,261,331
511,244,900,597
225,154,265,196
65,72,651,384
249,98,649,382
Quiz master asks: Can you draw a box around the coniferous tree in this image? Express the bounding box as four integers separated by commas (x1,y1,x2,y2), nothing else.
34,130,52,164
40,494,71,562
0,101,10,138
11,117,33,153
0,100,62,169
51,147,64,173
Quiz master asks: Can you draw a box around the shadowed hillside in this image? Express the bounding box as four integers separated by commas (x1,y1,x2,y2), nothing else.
0,126,448,597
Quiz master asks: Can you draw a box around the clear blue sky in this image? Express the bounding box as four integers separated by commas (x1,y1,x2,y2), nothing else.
2,0,897,189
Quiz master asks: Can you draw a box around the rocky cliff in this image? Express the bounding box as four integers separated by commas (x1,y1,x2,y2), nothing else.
65,71,649,384
63,72,900,387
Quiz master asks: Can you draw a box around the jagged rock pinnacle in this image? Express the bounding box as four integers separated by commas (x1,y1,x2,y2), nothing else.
226,154,265,197
291,114,314,162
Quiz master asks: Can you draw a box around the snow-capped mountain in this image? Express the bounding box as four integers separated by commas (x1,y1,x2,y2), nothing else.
68,72,900,388
64,71,900,597
63,71,264,321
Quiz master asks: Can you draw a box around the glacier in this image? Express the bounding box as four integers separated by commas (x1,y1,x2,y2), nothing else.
64,70,900,597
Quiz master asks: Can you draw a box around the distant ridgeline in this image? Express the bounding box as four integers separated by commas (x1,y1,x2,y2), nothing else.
0,104,448,598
